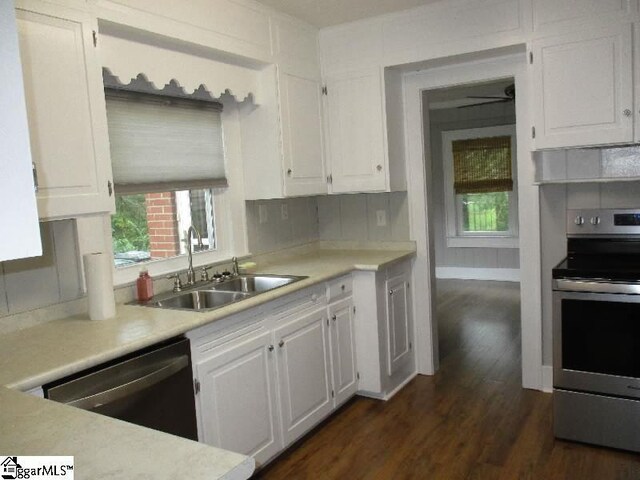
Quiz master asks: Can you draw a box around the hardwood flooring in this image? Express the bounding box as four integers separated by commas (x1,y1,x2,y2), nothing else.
255,279,640,479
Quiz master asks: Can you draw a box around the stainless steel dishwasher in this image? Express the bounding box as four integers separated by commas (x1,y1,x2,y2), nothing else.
44,337,198,441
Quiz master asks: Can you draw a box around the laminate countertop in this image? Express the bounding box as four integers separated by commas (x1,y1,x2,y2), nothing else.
0,245,415,479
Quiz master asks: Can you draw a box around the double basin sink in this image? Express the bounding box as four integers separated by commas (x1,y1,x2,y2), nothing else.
146,274,307,312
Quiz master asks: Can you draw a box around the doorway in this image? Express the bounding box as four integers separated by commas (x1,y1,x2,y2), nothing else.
423,79,523,379
402,52,543,390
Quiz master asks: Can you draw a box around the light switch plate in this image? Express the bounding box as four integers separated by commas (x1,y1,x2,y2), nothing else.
376,209,387,227
281,204,289,221
259,204,268,224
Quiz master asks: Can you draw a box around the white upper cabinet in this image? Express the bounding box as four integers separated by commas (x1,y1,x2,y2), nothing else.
16,2,115,219
279,71,327,196
531,23,634,149
325,68,388,193
532,0,635,36
0,0,41,262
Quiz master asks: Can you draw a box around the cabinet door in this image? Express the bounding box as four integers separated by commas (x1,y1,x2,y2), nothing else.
325,68,387,193
328,298,358,407
275,307,332,445
531,23,633,149
279,72,328,196
0,0,41,262
386,275,412,376
17,5,114,219
196,330,281,466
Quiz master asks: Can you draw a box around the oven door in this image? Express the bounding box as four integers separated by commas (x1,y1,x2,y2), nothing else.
554,283,640,399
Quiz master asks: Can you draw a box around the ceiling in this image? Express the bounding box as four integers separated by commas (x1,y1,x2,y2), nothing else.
426,79,515,110
254,0,444,28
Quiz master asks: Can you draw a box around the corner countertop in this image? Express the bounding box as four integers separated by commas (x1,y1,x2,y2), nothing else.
0,245,415,480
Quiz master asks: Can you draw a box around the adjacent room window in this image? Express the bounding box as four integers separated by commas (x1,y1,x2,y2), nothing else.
105,89,227,268
442,125,518,248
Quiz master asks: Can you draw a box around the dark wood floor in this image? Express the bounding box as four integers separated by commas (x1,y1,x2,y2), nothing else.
255,279,640,479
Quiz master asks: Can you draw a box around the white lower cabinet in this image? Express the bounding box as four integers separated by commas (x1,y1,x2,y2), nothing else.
353,259,415,399
274,306,332,444
328,297,358,407
190,284,359,467
194,329,282,466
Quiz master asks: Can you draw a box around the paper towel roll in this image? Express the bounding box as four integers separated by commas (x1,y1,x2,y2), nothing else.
83,252,116,320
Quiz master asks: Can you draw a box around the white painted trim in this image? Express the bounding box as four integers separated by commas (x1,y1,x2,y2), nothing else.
446,236,519,249
435,267,520,282
355,371,418,401
403,52,543,391
542,365,553,393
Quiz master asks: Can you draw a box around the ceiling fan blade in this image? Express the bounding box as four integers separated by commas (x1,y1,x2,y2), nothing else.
457,99,511,109
467,95,509,100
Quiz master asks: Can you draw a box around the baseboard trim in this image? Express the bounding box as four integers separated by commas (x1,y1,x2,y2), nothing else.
542,365,553,393
435,267,520,282
356,371,418,402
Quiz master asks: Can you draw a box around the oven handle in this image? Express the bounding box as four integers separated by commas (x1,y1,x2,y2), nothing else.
66,355,189,410
553,279,640,295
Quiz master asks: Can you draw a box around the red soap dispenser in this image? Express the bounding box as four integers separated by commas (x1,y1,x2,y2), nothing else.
136,269,154,302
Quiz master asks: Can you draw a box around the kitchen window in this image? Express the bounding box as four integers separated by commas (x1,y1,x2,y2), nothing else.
104,87,233,281
442,125,518,248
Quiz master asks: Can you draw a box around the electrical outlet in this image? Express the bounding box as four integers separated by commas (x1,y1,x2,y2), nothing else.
376,209,387,227
281,204,289,221
259,204,268,224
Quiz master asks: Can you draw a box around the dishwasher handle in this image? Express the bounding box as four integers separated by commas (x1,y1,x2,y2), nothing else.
67,355,190,410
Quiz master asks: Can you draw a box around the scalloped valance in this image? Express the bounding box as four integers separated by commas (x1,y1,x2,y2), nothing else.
99,33,260,104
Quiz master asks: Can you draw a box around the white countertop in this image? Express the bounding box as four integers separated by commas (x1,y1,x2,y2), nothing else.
0,245,415,479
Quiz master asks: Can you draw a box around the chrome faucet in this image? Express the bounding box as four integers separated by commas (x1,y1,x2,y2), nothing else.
232,256,239,276
185,225,203,286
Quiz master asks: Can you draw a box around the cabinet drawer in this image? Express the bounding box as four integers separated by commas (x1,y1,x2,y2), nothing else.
270,284,326,319
327,275,352,301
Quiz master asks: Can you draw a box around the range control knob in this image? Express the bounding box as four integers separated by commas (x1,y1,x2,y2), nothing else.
590,216,601,226
574,216,584,226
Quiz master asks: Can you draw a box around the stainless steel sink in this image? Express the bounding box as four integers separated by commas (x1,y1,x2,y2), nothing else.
143,273,307,312
213,274,303,294
151,290,250,311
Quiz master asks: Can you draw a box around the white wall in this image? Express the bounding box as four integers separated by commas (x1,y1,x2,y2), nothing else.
427,99,519,274
317,192,410,242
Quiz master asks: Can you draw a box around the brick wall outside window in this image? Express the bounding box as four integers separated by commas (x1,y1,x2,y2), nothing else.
145,192,180,258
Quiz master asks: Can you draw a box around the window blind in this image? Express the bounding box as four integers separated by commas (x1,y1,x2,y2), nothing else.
452,135,513,194
105,90,227,194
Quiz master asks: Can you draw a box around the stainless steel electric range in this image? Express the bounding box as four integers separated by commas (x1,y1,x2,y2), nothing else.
553,209,640,452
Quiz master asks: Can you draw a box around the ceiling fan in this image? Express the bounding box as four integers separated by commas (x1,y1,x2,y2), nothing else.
458,83,515,109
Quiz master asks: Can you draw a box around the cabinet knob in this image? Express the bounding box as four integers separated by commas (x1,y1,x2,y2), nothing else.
376,164,383,172
341,284,345,291
278,340,285,348
268,345,274,352
332,314,337,322
287,168,292,176
624,109,632,117
389,290,393,296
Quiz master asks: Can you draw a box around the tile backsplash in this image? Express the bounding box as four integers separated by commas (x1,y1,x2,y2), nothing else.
246,197,319,255
317,192,410,242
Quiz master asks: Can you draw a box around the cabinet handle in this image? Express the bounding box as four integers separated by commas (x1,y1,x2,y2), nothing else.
287,168,292,176
389,290,393,296
376,164,383,172
278,340,284,348
32,163,39,192
332,314,337,322
624,109,632,117
268,345,274,352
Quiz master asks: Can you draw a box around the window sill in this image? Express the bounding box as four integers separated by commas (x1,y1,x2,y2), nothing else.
446,236,519,249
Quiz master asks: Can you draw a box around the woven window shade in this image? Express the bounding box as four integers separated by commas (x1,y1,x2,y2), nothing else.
452,136,513,194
